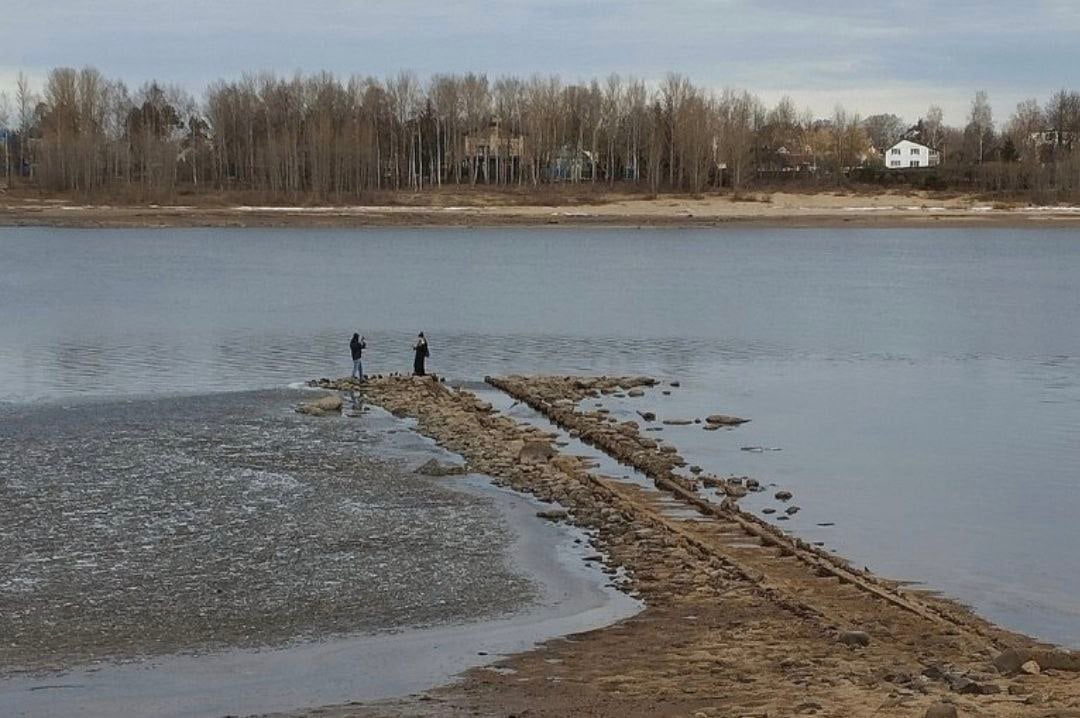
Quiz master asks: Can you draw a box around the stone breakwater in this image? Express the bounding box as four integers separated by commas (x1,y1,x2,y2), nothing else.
305,375,1080,717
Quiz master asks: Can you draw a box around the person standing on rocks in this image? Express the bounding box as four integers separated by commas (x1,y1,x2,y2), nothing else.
350,333,366,380
413,332,429,376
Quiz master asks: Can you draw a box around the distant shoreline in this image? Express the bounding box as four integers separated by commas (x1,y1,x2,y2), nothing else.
4,192,1080,229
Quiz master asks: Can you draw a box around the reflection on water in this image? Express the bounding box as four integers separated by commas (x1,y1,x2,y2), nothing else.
1,226,1079,646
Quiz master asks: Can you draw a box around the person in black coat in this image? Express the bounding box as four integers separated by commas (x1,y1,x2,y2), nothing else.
412,332,429,376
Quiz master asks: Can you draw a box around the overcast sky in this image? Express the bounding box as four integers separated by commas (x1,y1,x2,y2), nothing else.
2,0,1079,126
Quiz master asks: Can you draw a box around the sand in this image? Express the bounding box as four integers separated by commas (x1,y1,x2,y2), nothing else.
3,191,1080,228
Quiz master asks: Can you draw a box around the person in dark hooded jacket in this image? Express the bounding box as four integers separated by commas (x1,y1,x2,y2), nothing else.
412,332,429,376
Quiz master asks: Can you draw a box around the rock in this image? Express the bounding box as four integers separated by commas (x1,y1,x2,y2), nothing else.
705,414,750,426
702,424,721,431
627,389,645,397
637,411,656,422
295,394,343,416
921,665,949,682
745,478,760,490
762,508,776,515
414,459,467,477
662,390,671,395
670,381,680,387
1020,660,1041,675
924,703,958,718
662,419,693,425
775,490,793,501
785,505,800,515
724,484,748,498
536,509,569,521
838,630,871,647
949,675,999,695
993,649,1024,674
519,440,556,463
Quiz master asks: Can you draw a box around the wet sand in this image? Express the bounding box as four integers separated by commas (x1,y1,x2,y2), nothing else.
3,192,1080,228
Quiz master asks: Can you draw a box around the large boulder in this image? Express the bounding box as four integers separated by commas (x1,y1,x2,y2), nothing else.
838,630,871,647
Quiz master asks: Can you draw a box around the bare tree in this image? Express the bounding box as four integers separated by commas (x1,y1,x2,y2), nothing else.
968,90,993,164
623,79,647,182
923,105,945,151
0,91,10,184
862,114,905,151
1045,89,1080,151
661,73,691,188
717,89,759,191
601,74,623,185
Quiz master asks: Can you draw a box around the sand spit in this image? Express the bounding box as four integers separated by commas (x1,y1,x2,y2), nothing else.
295,374,1080,717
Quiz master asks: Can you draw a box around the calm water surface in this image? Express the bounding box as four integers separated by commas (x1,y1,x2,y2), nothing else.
1,226,1078,646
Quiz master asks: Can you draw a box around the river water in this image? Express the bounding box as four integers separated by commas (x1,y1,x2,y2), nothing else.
1,226,1078,653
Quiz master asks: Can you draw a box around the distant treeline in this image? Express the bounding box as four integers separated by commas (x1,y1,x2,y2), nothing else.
1,68,1079,200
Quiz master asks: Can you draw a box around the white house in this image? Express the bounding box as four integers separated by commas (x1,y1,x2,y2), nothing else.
884,140,940,169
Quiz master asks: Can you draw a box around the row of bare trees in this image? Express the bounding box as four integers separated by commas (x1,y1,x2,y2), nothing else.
3,67,1080,199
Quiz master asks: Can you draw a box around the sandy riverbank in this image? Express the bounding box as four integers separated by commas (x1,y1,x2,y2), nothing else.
279,374,1080,718
3,191,1080,228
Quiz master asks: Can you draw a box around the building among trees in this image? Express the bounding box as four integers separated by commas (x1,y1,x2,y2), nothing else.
463,122,525,184
884,139,940,169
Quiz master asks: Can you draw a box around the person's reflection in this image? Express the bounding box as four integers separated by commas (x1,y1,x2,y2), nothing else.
347,390,365,417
